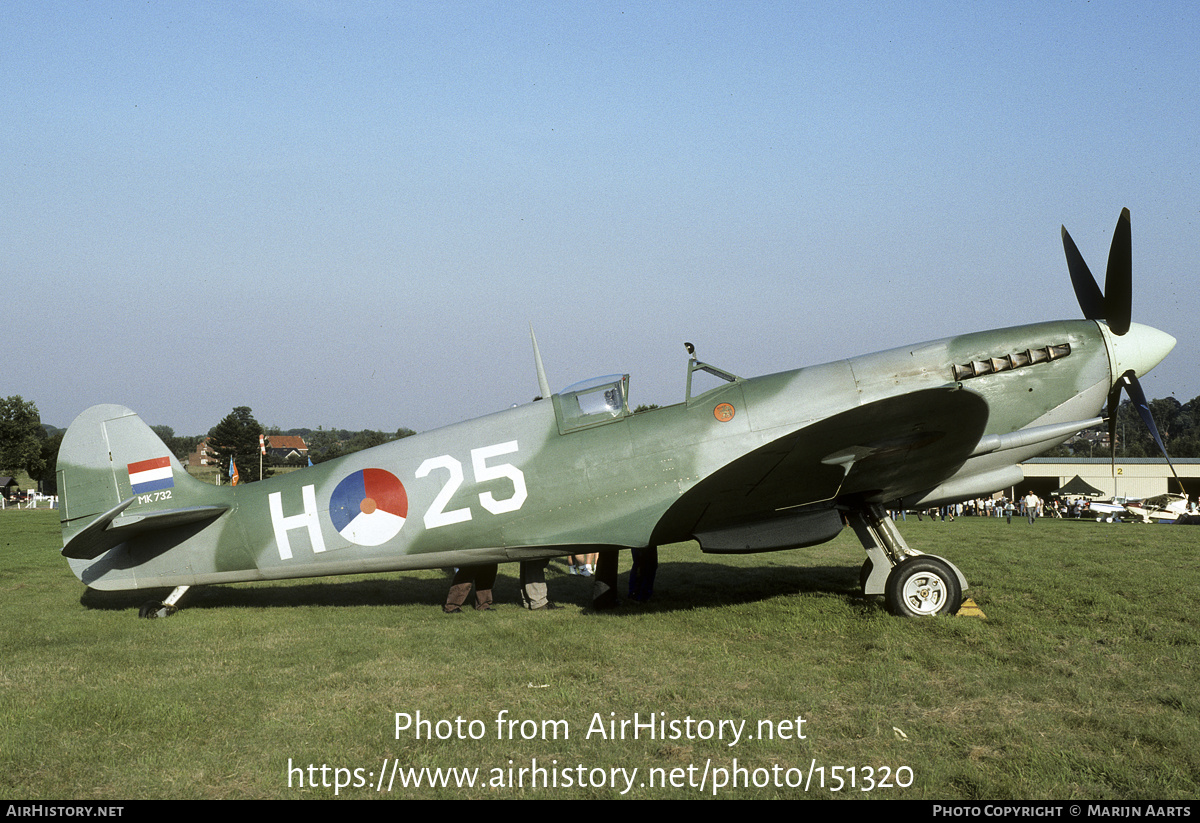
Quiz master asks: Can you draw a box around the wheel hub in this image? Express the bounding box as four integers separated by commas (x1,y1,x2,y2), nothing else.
902,573,947,615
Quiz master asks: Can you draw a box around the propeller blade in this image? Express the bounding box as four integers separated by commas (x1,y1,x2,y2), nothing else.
1104,208,1132,335
1063,225,1105,321
1119,370,1181,486
1107,381,1122,468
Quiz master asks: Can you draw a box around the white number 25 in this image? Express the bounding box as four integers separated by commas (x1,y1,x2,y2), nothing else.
415,441,527,529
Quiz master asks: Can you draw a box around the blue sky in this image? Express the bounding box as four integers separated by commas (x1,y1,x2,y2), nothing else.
4,1,1197,434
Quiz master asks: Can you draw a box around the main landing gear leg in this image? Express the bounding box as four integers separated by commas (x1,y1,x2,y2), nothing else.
847,505,966,617
138,585,190,619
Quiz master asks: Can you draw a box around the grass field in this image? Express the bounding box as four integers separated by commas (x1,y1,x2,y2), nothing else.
1,509,1197,799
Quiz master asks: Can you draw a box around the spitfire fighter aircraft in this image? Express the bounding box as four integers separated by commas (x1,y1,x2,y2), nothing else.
58,210,1176,618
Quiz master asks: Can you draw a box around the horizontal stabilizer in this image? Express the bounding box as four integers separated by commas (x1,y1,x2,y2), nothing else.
62,496,229,560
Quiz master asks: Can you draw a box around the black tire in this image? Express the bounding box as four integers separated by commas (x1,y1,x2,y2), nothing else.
138,601,178,618
884,556,962,617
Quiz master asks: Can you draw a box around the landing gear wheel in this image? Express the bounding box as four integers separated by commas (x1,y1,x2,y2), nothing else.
884,556,962,617
138,601,178,619
860,559,873,593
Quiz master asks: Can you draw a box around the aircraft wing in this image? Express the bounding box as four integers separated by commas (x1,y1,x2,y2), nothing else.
651,386,990,547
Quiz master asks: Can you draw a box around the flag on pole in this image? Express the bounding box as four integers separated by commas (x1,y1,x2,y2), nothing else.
230,457,240,486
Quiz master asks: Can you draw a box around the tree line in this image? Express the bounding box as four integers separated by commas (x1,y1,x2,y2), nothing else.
1052,395,1200,459
198,407,417,484
0,397,60,493
0,398,418,491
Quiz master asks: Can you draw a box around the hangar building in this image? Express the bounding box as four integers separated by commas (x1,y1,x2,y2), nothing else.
1018,457,1200,501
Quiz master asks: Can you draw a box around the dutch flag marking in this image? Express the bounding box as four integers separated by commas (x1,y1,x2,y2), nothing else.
128,456,174,494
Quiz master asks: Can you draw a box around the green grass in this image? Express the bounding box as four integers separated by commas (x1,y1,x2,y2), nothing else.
1,510,1197,799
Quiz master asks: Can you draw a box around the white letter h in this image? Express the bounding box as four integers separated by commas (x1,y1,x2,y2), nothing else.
269,485,326,560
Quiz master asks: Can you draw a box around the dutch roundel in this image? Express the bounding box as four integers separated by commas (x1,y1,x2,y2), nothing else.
328,468,408,546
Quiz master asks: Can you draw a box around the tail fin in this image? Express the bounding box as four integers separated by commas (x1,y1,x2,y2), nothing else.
58,405,227,561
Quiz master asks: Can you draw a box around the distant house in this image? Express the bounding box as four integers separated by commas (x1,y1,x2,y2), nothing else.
188,435,308,466
266,435,308,464
188,438,218,468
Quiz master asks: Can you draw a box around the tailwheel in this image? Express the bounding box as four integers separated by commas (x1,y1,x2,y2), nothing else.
885,556,962,617
137,585,190,619
138,601,177,619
